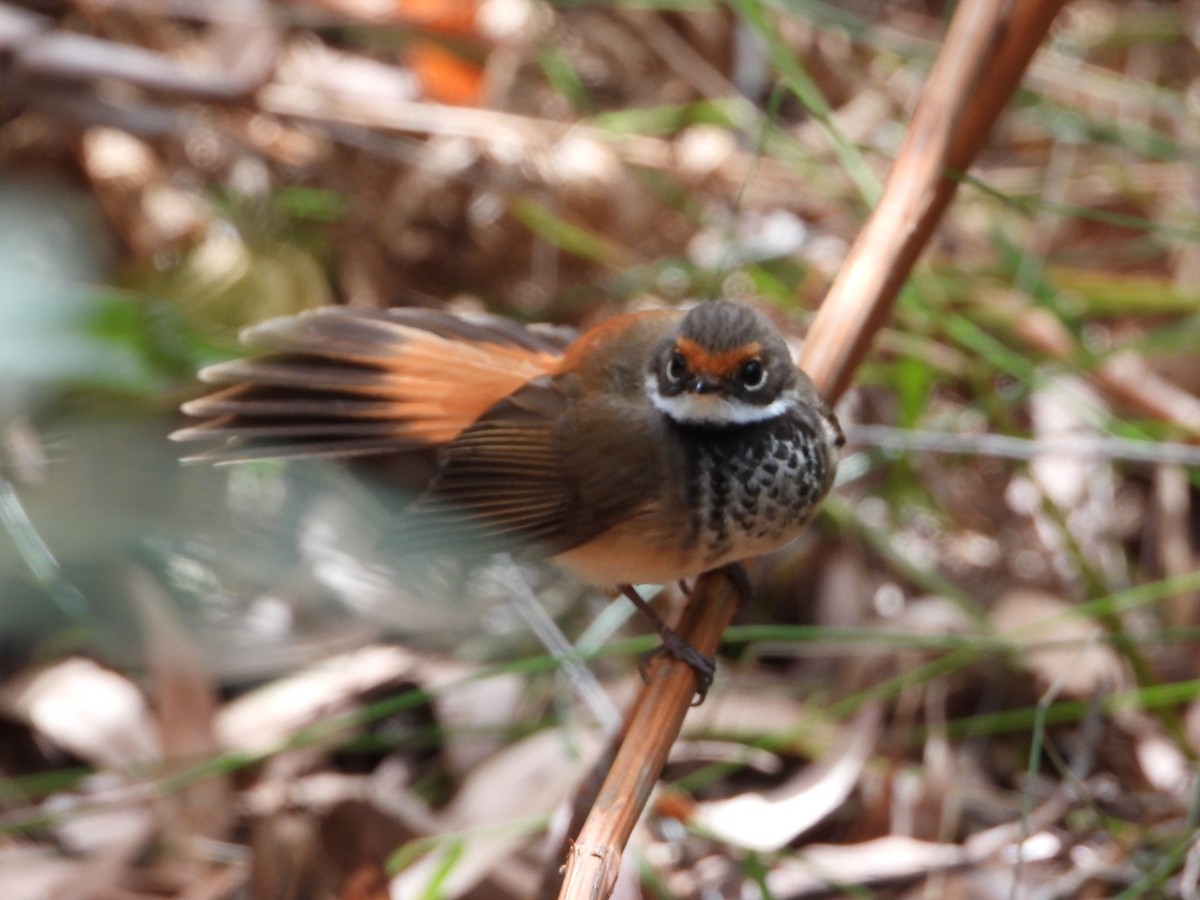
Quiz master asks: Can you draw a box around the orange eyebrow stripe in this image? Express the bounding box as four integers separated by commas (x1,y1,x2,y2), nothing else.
675,337,761,376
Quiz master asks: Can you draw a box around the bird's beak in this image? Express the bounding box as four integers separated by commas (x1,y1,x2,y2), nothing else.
690,375,723,395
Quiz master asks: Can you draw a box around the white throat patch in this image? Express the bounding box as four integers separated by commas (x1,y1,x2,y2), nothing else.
645,375,789,426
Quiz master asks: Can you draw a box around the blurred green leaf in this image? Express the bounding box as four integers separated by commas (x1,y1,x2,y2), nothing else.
271,186,348,224
510,197,631,266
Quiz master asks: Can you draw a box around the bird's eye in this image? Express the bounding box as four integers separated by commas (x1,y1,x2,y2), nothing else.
739,359,766,390
667,352,687,383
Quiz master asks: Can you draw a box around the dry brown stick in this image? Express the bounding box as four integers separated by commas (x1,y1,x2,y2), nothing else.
555,573,741,898
802,0,1072,401
553,2,1071,897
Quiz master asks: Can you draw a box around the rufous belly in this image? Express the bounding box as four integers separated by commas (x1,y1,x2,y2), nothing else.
550,505,796,588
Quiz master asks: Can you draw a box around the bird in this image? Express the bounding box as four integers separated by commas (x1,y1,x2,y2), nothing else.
172,299,843,695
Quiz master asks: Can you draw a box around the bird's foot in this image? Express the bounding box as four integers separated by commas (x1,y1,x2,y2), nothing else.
637,631,715,706
621,584,715,705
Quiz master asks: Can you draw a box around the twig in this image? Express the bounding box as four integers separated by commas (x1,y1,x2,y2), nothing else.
844,424,1200,468
801,0,1071,402
551,1,1071,897
259,83,816,203
556,572,741,899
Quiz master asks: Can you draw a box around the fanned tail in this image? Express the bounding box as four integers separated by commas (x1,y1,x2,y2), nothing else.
171,307,571,463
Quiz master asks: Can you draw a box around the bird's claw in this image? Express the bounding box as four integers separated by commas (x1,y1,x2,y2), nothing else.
638,627,716,706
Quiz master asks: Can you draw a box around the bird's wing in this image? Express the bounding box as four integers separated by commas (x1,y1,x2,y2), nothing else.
385,377,666,558
172,307,570,462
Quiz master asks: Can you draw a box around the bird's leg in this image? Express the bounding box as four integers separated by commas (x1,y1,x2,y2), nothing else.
620,584,715,704
678,563,751,604
714,561,753,609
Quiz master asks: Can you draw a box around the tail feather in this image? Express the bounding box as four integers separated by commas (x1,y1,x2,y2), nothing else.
172,307,570,461
240,307,574,357
177,436,433,465
194,359,406,394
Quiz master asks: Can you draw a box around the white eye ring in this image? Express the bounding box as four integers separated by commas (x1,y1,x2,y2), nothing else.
739,359,766,391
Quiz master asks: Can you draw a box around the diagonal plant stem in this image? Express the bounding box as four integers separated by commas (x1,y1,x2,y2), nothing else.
800,0,1072,402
